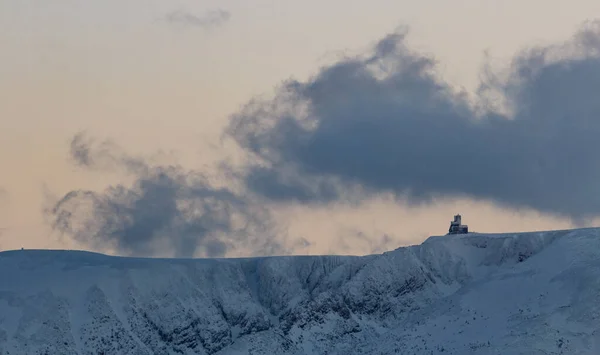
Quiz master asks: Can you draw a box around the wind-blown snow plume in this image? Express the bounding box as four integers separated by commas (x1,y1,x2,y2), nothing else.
226,22,600,221
48,132,283,258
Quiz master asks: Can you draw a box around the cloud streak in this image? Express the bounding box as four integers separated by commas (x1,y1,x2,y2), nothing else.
48,133,282,258
225,22,600,222
164,9,230,30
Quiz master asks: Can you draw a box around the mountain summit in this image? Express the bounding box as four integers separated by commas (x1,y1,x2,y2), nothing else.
1,228,599,354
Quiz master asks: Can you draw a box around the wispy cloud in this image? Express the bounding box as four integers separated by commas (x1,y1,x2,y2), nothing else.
224,21,600,223
47,132,283,258
164,9,230,30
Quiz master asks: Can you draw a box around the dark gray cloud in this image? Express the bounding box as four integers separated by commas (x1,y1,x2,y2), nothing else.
164,9,230,29
225,22,600,221
48,132,283,258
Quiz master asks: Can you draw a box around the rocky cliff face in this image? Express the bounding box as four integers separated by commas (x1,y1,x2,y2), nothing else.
1,228,599,354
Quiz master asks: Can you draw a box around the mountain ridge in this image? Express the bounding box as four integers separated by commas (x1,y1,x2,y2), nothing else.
1,228,599,354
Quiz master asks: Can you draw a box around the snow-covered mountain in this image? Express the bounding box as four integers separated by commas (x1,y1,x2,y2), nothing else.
1,228,600,354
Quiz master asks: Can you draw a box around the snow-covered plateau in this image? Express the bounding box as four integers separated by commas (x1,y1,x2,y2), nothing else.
1,228,600,354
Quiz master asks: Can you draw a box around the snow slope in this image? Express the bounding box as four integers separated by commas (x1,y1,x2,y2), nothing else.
1,228,600,354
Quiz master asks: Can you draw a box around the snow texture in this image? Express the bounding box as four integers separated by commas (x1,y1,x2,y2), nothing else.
1,228,600,354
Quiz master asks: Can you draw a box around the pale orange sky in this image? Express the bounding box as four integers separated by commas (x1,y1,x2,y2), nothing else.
0,0,597,256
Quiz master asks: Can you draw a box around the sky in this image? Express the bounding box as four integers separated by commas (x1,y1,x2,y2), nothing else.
2,0,600,258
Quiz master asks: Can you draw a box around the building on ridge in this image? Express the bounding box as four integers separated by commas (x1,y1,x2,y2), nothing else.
448,214,468,234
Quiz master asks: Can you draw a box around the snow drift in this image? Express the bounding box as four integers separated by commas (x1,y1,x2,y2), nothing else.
1,228,600,354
